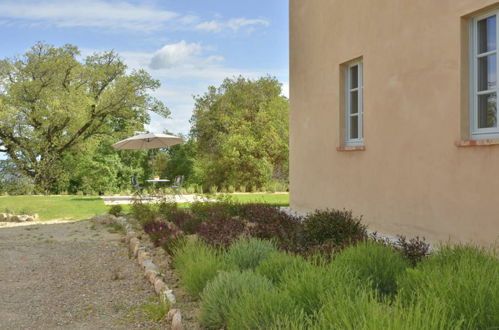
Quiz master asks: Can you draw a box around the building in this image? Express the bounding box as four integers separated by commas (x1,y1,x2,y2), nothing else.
290,0,499,245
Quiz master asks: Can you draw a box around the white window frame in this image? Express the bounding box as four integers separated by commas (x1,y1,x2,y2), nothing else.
470,10,499,139
345,61,364,146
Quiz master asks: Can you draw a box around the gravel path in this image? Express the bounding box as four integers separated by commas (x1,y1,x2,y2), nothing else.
0,220,166,330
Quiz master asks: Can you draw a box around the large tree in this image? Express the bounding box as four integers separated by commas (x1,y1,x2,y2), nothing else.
0,42,170,191
190,76,289,189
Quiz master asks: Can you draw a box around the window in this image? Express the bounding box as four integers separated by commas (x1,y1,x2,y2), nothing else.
345,61,364,146
471,11,499,139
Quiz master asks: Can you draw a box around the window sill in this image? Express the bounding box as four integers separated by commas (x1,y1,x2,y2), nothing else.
337,146,366,152
455,139,499,147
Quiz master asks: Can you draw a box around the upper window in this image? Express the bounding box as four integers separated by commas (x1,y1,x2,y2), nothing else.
471,11,499,139
345,61,364,146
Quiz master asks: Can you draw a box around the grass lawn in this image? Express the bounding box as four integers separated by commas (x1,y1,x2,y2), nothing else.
0,193,289,221
0,195,108,221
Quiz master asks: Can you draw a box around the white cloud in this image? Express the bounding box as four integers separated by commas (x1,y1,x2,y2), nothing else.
0,0,178,32
150,41,203,70
195,17,270,33
0,1,271,34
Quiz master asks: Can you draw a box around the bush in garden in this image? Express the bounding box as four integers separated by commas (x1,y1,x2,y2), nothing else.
238,184,246,193
197,216,246,248
238,203,304,251
280,261,336,315
186,185,196,194
225,237,278,270
196,185,204,194
315,288,464,330
199,270,274,329
131,202,156,224
255,252,311,285
395,235,430,266
227,185,235,193
190,201,230,222
108,204,123,217
143,220,184,254
173,240,230,297
169,209,202,235
250,185,258,192
209,185,218,194
227,289,300,330
397,245,499,329
302,209,367,250
157,200,177,218
331,241,409,297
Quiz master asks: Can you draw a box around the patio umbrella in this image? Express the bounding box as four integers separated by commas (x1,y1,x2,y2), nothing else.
112,132,183,150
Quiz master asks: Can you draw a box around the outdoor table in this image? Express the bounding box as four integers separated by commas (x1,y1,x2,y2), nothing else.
146,179,170,195
146,179,170,183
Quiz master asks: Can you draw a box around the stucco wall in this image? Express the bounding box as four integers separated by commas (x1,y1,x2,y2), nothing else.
290,0,499,245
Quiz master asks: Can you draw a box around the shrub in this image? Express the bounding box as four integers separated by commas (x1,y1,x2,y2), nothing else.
397,245,499,329
196,185,204,194
331,241,409,297
281,261,334,315
198,216,246,248
131,202,156,224
227,289,299,330
250,185,257,193
315,289,464,330
173,240,230,297
169,209,202,234
227,185,235,193
395,235,430,266
302,209,367,251
143,220,184,254
157,200,177,219
209,185,218,194
241,204,304,252
225,237,278,270
238,184,246,193
186,185,196,194
256,252,311,285
190,201,228,222
199,270,274,329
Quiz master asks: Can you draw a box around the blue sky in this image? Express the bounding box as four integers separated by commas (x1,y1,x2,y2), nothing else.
0,0,289,135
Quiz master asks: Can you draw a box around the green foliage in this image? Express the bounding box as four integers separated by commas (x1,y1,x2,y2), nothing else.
315,289,464,330
281,262,334,315
138,297,170,322
131,202,156,224
225,237,278,270
209,185,218,194
0,42,169,193
227,289,299,330
199,270,274,329
238,184,246,193
397,245,499,329
108,205,123,217
227,185,235,193
331,241,409,296
173,240,229,297
303,209,367,248
256,252,311,285
190,76,289,189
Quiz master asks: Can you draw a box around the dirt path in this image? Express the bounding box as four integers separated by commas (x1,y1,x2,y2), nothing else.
0,219,166,330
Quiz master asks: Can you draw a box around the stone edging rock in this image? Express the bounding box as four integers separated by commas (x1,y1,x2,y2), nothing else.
93,214,183,330
0,213,39,222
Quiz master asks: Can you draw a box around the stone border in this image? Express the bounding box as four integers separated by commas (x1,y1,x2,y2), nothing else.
94,215,183,330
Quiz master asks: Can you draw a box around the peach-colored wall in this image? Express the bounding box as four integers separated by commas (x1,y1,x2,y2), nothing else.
290,0,499,245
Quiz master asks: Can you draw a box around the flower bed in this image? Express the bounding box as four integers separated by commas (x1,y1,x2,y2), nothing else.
131,200,499,329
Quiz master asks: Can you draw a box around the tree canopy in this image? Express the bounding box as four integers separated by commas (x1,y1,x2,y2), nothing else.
190,76,289,189
0,42,170,192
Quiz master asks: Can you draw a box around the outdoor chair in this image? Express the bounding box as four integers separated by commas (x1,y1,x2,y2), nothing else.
171,175,184,195
131,176,144,193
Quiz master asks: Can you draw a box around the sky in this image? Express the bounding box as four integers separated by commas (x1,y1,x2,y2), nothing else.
0,0,289,135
